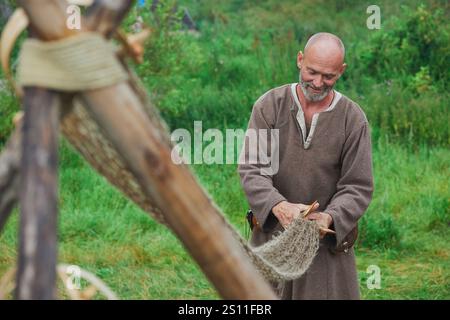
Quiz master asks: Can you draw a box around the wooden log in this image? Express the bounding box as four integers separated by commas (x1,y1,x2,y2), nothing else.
15,88,61,300
15,0,134,300
18,0,276,299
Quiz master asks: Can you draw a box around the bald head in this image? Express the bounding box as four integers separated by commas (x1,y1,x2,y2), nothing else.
296,33,347,103
304,32,345,63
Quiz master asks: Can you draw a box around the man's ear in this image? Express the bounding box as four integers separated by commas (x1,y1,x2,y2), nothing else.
339,63,347,76
297,51,304,69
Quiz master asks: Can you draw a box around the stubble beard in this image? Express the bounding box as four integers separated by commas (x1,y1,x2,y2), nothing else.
299,74,333,102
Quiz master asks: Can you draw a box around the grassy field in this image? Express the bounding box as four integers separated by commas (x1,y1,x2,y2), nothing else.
0,0,449,299
0,139,448,299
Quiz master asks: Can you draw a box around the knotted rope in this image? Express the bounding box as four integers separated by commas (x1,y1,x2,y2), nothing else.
18,32,128,91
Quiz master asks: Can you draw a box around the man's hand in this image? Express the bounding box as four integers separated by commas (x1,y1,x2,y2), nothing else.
272,201,319,229
306,212,334,239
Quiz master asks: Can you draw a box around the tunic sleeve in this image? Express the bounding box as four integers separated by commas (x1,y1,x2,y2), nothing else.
238,97,286,231
325,121,374,250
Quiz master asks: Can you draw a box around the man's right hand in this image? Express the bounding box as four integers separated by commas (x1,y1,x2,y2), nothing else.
272,201,319,229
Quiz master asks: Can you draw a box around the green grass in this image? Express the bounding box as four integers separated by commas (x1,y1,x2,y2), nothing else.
356,141,450,299
0,139,448,299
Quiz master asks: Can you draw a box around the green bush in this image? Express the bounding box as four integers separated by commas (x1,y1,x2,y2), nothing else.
1,1,448,148
134,1,449,148
356,80,449,147
343,4,449,147
358,5,449,90
0,87,19,147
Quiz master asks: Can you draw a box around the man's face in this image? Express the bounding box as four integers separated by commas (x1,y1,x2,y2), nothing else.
297,50,345,102
299,71,334,102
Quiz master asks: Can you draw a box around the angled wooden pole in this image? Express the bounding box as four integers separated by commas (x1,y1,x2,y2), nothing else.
81,86,277,299
15,0,134,300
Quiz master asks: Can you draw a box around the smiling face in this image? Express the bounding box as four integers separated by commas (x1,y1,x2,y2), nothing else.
297,33,347,102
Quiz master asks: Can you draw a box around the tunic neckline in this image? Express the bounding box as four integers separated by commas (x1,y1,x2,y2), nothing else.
290,83,342,149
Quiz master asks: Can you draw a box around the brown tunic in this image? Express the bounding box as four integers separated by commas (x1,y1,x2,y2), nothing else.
238,83,374,300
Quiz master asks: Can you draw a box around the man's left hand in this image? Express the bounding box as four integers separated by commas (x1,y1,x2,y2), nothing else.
306,212,334,239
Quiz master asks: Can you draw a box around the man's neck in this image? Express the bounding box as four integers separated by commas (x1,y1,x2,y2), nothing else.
296,84,335,112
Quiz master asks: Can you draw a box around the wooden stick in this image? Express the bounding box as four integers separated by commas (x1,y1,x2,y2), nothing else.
320,228,336,234
301,201,336,234
18,0,276,299
303,200,319,218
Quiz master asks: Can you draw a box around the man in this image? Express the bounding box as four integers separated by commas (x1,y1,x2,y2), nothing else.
238,32,374,299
